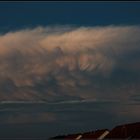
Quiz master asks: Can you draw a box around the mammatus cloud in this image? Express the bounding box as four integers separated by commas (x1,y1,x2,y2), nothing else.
0,25,140,102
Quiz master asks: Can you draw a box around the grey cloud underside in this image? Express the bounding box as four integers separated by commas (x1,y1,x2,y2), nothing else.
0,25,140,102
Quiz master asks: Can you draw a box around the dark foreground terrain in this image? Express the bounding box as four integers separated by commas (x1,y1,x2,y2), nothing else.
50,122,140,139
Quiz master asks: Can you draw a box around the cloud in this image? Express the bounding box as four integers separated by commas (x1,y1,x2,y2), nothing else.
0,25,140,102
0,111,55,124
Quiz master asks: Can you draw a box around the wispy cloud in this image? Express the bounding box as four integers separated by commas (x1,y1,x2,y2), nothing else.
0,112,56,124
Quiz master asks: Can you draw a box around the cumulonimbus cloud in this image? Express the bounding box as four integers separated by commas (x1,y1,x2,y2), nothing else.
0,25,140,102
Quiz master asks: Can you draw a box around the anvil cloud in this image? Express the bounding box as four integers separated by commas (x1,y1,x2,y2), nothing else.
0,25,140,102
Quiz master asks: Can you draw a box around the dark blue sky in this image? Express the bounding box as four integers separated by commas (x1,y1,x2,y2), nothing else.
0,2,140,32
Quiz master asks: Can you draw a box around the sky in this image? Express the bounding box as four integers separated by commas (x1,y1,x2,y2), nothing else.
0,2,140,32
0,2,140,139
